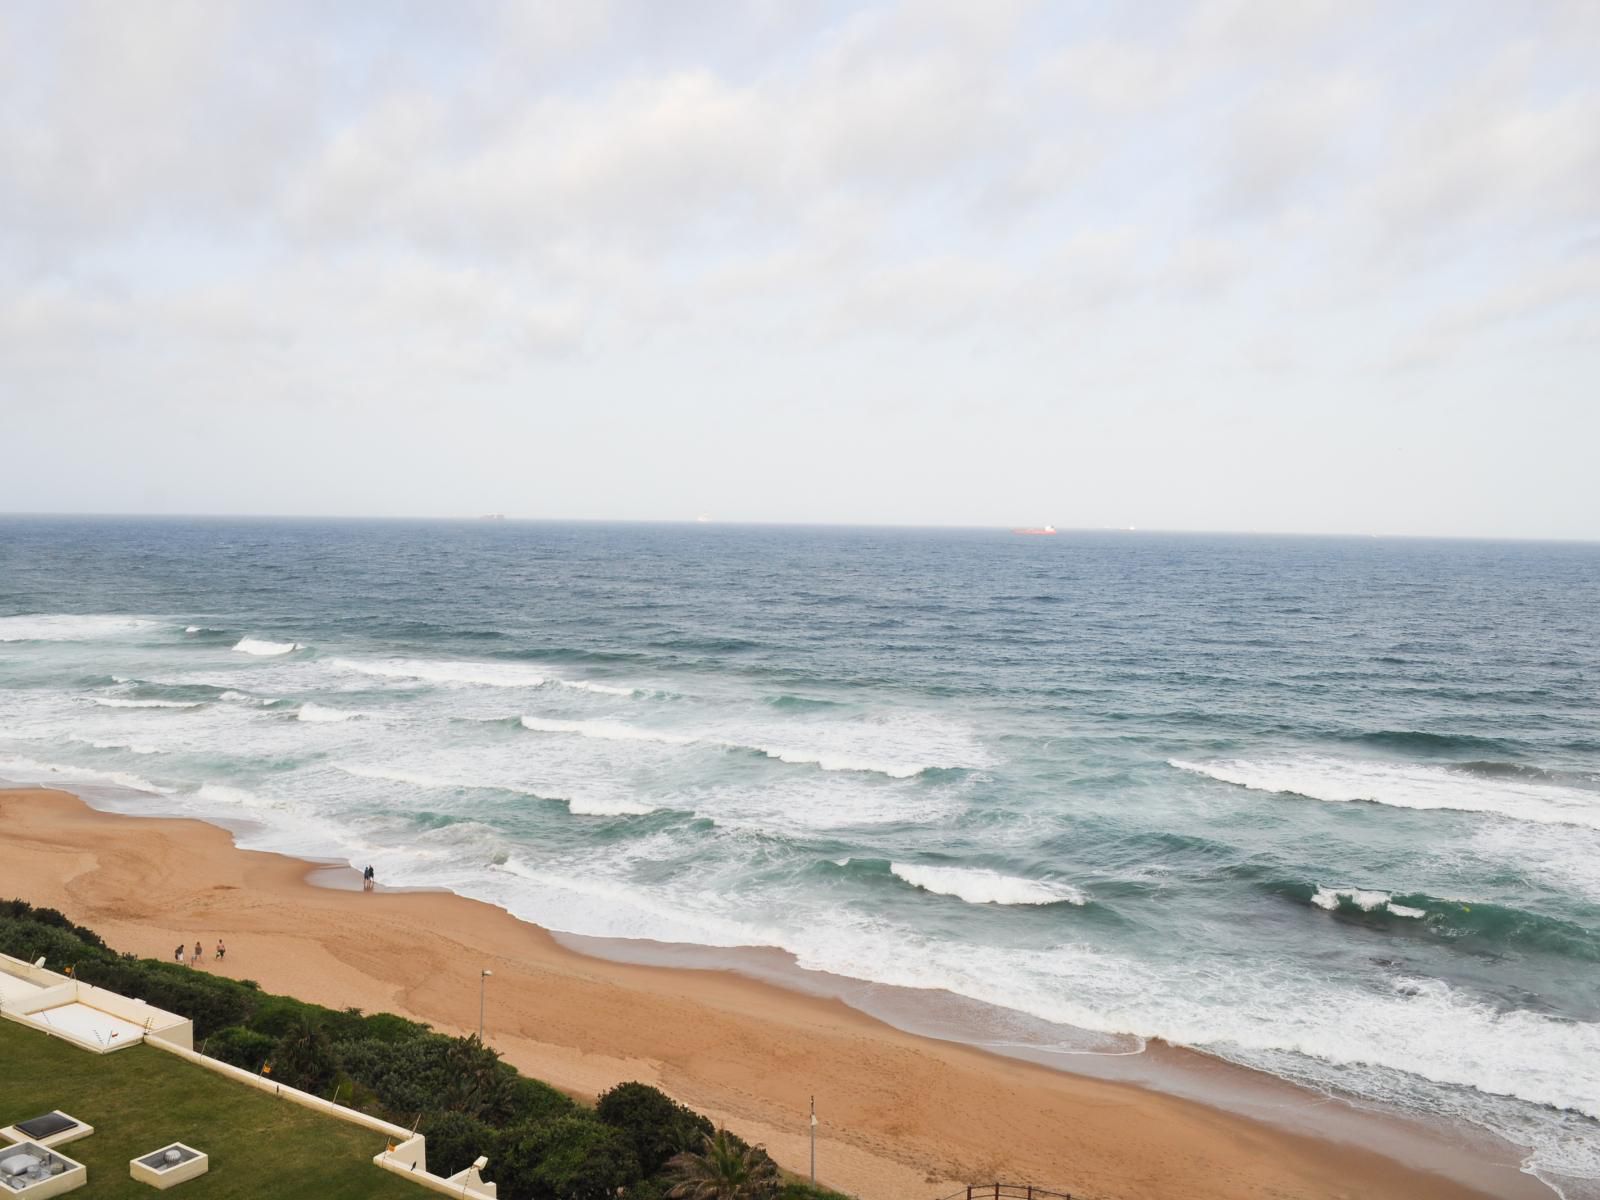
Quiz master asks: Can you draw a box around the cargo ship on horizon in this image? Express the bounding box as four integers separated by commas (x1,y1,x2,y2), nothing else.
1012,524,1057,535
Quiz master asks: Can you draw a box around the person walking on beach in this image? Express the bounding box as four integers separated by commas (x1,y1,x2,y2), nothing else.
175,944,185,966
193,940,204,966
216,939,226,963
363,864,375,892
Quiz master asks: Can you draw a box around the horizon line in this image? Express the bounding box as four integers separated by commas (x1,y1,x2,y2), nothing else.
1,511,1596,546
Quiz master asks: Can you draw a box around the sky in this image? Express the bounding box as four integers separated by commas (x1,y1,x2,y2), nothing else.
1,1,1597,539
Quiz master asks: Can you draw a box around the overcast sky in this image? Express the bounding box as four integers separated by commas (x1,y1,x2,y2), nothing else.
2,2,1596,538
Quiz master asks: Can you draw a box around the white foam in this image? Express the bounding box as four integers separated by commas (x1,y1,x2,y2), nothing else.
331,657,546,688
518,715,939,777
891,863,1086,906
519,716,697,746
554,679,636,696
69,736,162,755
0,754,172,795
1171,756,1600,831
1311,886,1423,918
0,614,156,641
761,746,929,778
566,796,657,816
233,637,302,656
91,697,201,709
336,764,474,790
296,702,360,723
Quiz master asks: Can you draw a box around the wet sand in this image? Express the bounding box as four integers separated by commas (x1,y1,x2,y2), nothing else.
0,786,1547,1200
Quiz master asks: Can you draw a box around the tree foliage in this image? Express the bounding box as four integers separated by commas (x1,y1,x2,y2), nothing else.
665,1128,781,1200
494,1115,640,1200
597,1081,714,1176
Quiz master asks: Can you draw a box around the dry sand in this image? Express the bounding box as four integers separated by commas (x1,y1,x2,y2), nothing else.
1,787,1539,1200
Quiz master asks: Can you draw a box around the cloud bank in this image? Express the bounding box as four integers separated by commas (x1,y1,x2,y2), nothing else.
1,1,1596,536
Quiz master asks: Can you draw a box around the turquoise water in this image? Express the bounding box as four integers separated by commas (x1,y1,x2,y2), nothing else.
2,518,1597,1194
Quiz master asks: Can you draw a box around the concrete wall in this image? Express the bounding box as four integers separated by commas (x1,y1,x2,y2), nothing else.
375,1136,497,1198
0,980,75,1015
145,1038,414,1142
75,984,192,1048
0,951,73,989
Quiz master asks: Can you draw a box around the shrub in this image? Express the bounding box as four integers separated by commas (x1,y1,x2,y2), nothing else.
204,1025,275,1072
512,1076,580,1126
272,1011,338,1093
597,1082,714,1176
334,1033,518,1124
421,1110,498,1178
494,1115,640,1200
664,1128,779,1200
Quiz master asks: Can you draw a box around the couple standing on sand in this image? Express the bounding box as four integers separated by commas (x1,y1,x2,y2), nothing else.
362,864,376,892
174,939,225,966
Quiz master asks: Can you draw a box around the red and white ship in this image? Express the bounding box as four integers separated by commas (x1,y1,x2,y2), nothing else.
1012,524,1057,535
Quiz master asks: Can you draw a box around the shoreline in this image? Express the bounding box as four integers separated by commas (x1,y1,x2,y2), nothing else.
0,784,1549,1200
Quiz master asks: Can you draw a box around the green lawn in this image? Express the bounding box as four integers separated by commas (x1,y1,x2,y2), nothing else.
0,1018,423,1199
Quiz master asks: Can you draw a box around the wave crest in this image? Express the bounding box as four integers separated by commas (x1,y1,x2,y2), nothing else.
92,697,201,709
890,863,1085,906
234,637,303,657
0,614,157,642
1170,756,1600,831
296,702,360,723
517,715,939,778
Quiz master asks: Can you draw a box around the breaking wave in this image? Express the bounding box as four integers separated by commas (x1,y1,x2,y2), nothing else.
92,697,201,709
0,754,171,795
890,863,1086,906
566,796,658,817
296,702,360,723
517,715,938,778
68,736,162,755
332,657,546,688
0,614,157,642
233,637,303,657
1170,756,1600,831
1311,886,1425,919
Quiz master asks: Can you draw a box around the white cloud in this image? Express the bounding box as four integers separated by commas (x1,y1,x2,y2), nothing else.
0,0,1595,535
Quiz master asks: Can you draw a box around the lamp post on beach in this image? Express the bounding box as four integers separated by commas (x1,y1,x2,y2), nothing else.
479,969,493,1041
809,1095,816,1184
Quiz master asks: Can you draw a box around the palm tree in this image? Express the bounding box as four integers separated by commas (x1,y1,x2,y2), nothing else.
665,1128,781,1200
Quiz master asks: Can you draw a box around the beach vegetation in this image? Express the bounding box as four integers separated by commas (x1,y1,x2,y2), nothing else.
0,899,853,1200
495,1114,642,1200
598,1081,716,1174
665,1127,782,1200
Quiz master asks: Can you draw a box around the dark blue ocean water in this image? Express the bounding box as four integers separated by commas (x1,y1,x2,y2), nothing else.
2,518,1597,1191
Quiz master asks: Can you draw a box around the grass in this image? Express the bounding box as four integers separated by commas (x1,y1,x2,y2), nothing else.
0,1017,423,1199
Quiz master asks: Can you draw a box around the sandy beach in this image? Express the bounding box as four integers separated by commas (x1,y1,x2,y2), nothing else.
0,786,1543,1200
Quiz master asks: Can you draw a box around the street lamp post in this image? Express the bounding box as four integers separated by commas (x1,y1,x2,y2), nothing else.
479,969,493,1041
810,1095,816,1184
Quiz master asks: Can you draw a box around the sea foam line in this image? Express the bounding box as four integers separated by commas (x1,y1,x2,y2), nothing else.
91,698,202,709
517,715,938,778
1170,756,1600,832
1311,886,1425,919
890,863,1086,906
0,614,158,641
234,637,303,657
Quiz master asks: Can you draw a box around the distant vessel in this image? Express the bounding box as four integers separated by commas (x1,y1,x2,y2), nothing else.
479,513,506,521
1012,524,1056,536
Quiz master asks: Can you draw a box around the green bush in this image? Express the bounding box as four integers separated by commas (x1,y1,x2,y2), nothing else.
597,1081,714,1176
205,1025,276,1071
420,1110,498,1178
494,1114,640,1200
512,1076,580,1126
334,1033,518,1124
1,899,784,1200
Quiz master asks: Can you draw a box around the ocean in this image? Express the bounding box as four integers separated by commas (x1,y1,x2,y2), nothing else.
1,517,1597,1194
